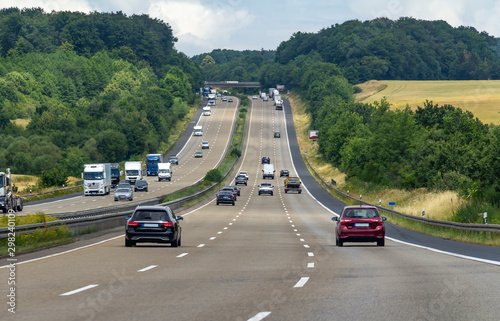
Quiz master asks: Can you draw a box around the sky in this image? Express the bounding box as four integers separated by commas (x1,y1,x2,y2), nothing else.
3,0,500,57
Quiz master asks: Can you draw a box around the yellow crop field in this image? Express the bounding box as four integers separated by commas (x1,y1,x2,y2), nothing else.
356,80,500,125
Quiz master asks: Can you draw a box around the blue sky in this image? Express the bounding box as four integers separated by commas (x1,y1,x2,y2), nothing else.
3,0,500,56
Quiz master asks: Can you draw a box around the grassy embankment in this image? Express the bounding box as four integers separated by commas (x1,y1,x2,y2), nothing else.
356,80,500,125
287,82,500,246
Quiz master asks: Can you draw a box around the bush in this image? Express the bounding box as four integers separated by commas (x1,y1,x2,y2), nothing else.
39,165,69,188
204,169,223,183
230,147,241,158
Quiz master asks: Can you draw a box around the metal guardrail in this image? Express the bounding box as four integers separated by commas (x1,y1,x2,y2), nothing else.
303,156,500,234
0,97,247,239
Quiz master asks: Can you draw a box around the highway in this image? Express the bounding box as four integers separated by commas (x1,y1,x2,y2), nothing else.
2,96,499,320
22,97,240,215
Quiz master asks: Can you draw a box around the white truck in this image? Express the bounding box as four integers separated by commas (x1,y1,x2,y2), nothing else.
124,161,143,185
275,99,283,110
83,163,112,195
262,164,275,179
269,88,276,98
0,168,23,213
158,163,172,181
193,125,203,136
203,106,211,116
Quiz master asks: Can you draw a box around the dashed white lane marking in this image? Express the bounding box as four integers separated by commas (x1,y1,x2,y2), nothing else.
217,231,223,234
293,277,310,288
210,237,216,240
299,239,305,242
60,284,99,296
138,265,158,272
303,245,310,248
177,253,189,258
248,312,271,321
198,244,205,248
308,263,315,268
308,252,314,257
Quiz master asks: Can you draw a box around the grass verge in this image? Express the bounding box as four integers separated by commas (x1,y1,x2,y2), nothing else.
0,213,76,256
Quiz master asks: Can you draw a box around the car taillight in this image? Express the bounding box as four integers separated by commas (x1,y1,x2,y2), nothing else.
163,222,175,228
370,219,384,225
127,221,139,227
340,219,351,225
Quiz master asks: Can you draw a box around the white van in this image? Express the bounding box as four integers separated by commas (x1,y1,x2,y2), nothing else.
203,106,211,116
262,164,275,179
158,163,172,181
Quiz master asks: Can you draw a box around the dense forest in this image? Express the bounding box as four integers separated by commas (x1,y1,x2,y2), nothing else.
276,17,500,83
197,18,500,212
0,8,203,180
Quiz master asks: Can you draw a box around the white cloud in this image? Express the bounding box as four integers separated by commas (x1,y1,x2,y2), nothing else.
1,0,93,13
148,0,254,56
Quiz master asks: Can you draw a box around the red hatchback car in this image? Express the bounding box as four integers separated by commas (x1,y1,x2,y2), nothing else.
332,205,387,246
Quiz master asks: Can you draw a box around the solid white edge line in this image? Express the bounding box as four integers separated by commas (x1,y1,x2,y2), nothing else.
176,253,189,258
138,265,158,272
247,312,271,321
293,277,309,288
283,100,500,266
0,235,124,269
386,237,500,266
60,284,99,296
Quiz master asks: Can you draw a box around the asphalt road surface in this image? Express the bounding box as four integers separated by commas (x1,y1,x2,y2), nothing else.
2,96,499,321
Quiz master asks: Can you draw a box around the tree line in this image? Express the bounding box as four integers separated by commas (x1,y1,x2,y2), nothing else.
0,8,203,180
197,19,500,210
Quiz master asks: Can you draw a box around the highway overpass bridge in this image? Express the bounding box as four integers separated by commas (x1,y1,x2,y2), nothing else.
204,81,260,88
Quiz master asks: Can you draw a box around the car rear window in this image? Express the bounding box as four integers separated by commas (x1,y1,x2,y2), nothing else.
133,210,169,221
343,209,379,218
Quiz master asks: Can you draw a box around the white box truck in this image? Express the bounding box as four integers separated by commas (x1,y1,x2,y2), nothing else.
158,163,172,181
83,163,112,195
124,161,143,185
262,164,275,179
193,125,203,136
203,106,211,116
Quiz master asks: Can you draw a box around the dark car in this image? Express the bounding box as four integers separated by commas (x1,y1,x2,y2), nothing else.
332,205,387,247
280,169,289,177
274,132,281,138
125,205,183,247
134,180,148,192
261,156,270,164
235,175,248,186
220,187,238,200
216,190,235,206
169,155,179,165
228,185,241,196
194,151,203,158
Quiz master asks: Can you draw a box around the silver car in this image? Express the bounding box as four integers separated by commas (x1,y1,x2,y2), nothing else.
258,182,274,196
114,187,133,201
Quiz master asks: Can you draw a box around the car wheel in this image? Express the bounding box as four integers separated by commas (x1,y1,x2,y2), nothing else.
337,239,343,247
258,192,261,195
125,239,135,247
146,189,148,192
377,239,385,247
115,199,118,201
271,192,273,196
285,190,288,193
171,238,179,247
217,201,219,205
232,201,235,206
130,198,133,201
245,183,247,186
